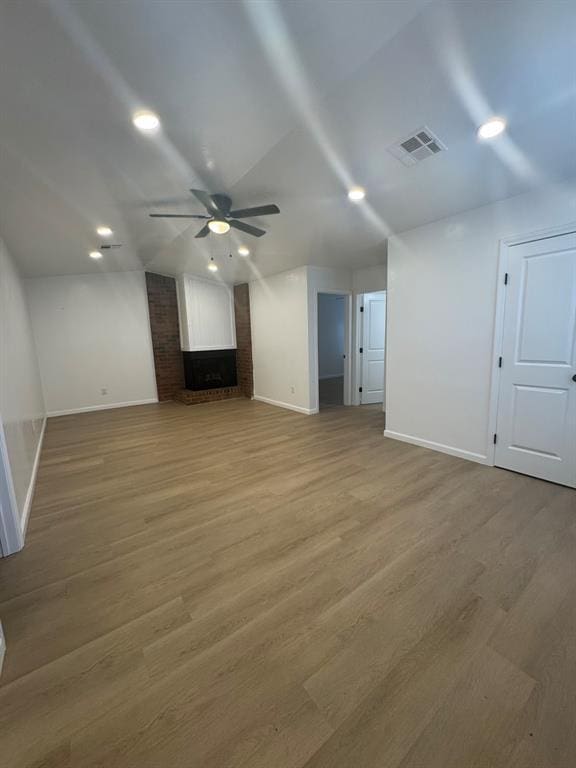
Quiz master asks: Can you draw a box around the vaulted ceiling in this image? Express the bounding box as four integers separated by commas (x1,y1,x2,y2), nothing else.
0,0,575,281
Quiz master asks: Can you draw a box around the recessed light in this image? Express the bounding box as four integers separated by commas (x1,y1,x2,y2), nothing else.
96,226,113,237
478,117,506,140
238,246,250,256
208,219,231,235
208,260,218,272
348,186,365,202
89,251,102,260
132,110,160,132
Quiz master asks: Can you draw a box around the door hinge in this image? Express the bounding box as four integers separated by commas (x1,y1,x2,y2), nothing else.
493,433,497,444
498,356,502,368
360,306,364,312
504,272,509,285
359,387,363,393
359,347,363,353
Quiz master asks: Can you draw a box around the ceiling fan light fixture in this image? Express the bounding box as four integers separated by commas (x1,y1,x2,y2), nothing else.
238,246,250,256
208,219,231,235
208,259,218,272
96,226,113,237
348,186,366,202
89,251,102,260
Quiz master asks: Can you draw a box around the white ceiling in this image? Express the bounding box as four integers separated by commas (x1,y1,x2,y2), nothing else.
0,0,575,282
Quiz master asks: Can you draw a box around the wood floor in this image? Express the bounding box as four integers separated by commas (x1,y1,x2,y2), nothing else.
318,376,343,407
0,399,575,768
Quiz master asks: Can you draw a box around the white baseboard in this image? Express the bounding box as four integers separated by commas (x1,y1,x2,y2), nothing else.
383,429,490,465
48,398,158,418
20,415,47,536
253,394,316,416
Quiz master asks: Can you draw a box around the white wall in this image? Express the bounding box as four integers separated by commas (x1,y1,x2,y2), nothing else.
177,275,236,351
0,238,45,546
26,271,157,416
251,264,384,415
318,294,345,379
250,266,312,414
353,264,387,294
386,182,576,463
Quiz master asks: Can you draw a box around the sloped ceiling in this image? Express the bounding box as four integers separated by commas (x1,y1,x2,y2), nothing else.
0,0,574,282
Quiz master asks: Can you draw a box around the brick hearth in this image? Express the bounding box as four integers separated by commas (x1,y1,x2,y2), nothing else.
175,386,242,405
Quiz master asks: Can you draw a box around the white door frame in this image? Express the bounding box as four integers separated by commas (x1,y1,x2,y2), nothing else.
487,221,576,467
353,294,363,406
311,290,353,412
0,416,24,557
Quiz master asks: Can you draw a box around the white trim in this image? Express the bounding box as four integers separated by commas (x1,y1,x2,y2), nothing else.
181,344,237,351
384,429,490,465
311,289,353,412
47,398,158,418
20,416,46,536
253,394,317,415
0,417,24,556
501,221,576,248
0,413,45,555
486,239,510,464
352,294,363,406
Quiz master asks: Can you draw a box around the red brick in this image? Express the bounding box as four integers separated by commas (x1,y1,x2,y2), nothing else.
145,273,184,401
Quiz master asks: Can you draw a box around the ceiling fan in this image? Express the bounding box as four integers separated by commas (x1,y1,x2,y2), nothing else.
149,189,280,238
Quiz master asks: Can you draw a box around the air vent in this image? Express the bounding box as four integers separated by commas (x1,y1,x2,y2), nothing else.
388,126,446,167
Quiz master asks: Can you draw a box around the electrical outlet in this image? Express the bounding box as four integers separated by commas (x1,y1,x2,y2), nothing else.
101,387,108,396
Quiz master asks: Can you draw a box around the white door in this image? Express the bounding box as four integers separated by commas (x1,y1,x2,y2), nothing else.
495,232,576,487
361,292,386,405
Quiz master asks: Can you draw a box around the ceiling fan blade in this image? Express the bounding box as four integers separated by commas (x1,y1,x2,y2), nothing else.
149,213,209,219
211,193,232,215
190,188,224,215
195,224,211,238
229,204,280,218
229,219,266,237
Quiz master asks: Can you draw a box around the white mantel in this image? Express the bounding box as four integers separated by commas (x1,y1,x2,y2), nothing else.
177,274,237,352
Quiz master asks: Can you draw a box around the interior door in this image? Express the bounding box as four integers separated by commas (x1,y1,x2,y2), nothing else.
495,231,576,487
361,292,386,405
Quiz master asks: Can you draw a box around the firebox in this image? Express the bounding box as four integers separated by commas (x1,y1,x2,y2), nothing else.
183,350,237,391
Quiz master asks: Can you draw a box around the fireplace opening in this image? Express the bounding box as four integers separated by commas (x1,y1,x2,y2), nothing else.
183,350,237,391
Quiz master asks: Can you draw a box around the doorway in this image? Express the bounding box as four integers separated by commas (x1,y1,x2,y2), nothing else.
493,230,576,487
318,293,346,408
356,291,386,406
0,418,24,556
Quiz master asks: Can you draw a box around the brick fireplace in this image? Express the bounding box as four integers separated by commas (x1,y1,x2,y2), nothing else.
145,273,253,405
183,349,237,390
